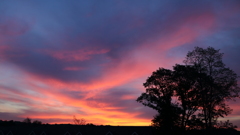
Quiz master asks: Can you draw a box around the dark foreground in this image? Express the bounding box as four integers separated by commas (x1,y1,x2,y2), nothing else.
184,128,240,135
0,124,240,135
0,124,153,135
155,128,240,135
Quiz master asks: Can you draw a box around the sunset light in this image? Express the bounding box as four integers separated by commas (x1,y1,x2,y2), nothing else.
0,0,240,130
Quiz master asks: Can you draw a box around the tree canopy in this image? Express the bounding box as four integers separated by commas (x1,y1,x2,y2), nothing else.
137,46,240,131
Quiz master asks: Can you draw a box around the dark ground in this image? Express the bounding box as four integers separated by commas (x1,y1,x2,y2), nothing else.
0,120,240,135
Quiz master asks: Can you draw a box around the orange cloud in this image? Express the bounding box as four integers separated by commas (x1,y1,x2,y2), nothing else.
0,69,152,126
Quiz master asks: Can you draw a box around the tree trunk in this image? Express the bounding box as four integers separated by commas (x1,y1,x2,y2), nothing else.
181,108,186,130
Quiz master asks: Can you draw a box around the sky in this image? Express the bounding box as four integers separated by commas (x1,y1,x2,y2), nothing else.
0,0,240,127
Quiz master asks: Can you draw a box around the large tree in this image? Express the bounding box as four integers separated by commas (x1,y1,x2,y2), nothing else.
173,64,202,129
136,68,181,131
183,46,240,128
137,46,240,131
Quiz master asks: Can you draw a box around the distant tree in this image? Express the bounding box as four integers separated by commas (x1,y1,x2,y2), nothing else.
183,46,240,128
23,117,31,124
73,115,86,125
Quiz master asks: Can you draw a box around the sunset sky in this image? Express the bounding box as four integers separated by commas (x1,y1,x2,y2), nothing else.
0,0,240,127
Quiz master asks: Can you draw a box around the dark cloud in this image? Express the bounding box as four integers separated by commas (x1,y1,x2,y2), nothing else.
0,112,72,124
0,0,227,82
0,112,23,121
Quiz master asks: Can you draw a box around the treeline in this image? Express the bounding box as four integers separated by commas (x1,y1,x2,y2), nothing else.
0,118,43,126
137,47,240,133
0,117,101,127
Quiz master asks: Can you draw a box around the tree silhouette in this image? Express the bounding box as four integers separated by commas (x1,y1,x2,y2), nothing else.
137,68,182,131
215,120,237,129
183,46,240,128
73,115,86,125
137,46,240,131
173,64,202,130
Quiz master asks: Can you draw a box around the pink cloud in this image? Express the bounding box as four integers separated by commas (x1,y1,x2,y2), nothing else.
94,13,216,90
121,95,136,100
155,12,215,50
0,69,152,125
0,17,32,37
0,46,10,58
0,46,27,60
43,48,109,62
